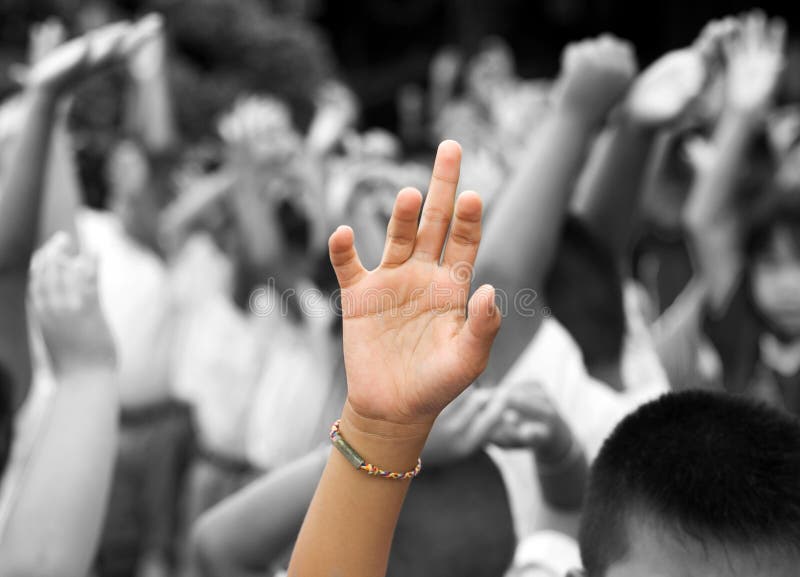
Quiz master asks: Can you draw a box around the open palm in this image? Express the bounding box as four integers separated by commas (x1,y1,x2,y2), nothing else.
329,141,501,426
724,12,786,115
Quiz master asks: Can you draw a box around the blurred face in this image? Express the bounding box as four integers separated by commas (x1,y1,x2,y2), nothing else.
751,226,800,337
235,162,320,286
106,142,163,248
467,44,515,107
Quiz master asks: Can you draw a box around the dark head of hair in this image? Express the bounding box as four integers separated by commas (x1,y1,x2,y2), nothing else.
579,391,800,576
544,215,625,370
0,362,14,478
745,180,800,263
276,198,311,255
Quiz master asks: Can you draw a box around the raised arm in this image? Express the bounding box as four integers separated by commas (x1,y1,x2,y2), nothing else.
0,234,118,577
573,47,707,259
30,20,84,246
684,12,786,311
288,140,501,577
476,36,636,382
0,22,141,408
124,14,177,153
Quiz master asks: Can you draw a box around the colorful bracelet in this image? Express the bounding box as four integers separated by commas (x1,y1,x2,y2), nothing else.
329,419,422,480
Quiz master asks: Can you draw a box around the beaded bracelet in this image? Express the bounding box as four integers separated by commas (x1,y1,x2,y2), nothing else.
329,419,422,480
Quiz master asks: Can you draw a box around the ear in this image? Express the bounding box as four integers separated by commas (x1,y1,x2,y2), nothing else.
566,569,587,577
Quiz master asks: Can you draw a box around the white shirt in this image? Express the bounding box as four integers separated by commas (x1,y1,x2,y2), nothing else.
77,210,173,408
170,234,343,468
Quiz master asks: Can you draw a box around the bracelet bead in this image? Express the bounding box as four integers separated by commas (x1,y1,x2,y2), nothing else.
329,419,422,480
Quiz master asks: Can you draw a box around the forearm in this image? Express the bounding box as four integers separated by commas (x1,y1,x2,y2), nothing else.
0,368,118,577
684,110,758,309
126,65,177,153
288,403,429,577
190,447,328,576
572,116,658,258
0,88,57,272
478,110,598,381
39,111,81,245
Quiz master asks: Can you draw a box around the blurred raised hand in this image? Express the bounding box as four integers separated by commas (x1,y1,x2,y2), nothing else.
30,233,116,377
554,35,637,127
330,140,501,426
127,13,167,80
626,49,706,126
489,381,572,460
218,95,302,167
694,16,740,68
723,11,786,117
26,18,157,96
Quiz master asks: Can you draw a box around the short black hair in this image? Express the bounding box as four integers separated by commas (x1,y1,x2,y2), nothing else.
579,391,800,576
545,215,625,369
0,361,14,477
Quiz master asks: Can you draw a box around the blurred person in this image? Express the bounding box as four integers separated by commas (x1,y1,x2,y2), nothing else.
683,12,800,413
0,13,153,431
0,16,193,577
169,95,345,544
71,16,196,577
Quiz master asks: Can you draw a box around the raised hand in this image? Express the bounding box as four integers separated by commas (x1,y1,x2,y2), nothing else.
554,35,637,127
30,233,116,376
724,11,786,116
694,16,740,68
26,18,157,96
626,49,706,126
218,96,302,166
127,13,168,81
329,140,501,426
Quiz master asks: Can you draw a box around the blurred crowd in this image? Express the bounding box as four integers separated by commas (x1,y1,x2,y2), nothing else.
0,2,799,577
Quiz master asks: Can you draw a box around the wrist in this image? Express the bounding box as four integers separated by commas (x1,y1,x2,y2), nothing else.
338,400,431,473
